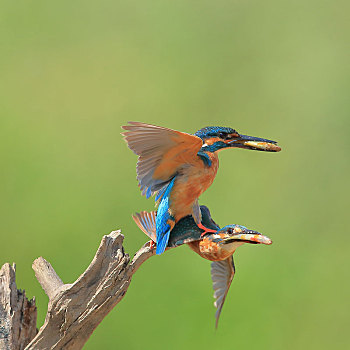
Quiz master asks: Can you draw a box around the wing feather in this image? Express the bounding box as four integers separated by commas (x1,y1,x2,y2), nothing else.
122,122,203,197
210,256,235,328
132,211,157,242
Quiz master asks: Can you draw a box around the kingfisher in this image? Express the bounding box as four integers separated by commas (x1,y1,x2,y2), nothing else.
122,122,280,255
132,205,272,327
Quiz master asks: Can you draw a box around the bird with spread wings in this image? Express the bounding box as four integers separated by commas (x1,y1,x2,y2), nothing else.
122,122,280,254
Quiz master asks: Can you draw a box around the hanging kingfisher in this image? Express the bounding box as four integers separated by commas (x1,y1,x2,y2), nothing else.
122,122,280,255
132,205,272,328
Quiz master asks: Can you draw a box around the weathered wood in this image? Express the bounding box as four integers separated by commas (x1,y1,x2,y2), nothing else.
0,263,37,350
24,230,155,350
32,258,65,301
0,231,156,350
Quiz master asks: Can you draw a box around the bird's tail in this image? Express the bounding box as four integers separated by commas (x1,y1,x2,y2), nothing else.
132,211,157,242
155,228,171,255
154,177,176,255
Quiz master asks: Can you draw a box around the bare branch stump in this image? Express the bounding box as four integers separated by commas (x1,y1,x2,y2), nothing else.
0,263,37,350
25,230,155,350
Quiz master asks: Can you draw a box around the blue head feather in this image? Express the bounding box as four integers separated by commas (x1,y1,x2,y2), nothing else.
195,126,239,154
194,126,237,140
218,225,239,233
201,141,227,153
217,224,256,234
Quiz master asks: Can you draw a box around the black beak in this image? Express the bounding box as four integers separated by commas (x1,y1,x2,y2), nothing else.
227,134,281,152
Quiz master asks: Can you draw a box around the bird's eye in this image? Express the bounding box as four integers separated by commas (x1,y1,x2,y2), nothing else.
227,227,234,234
219,132,227,139
226,131,239,139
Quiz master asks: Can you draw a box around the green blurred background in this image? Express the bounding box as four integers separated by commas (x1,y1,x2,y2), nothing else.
1,1,349,349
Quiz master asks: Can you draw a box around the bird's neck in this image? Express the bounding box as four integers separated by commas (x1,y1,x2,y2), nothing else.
197,150,219,167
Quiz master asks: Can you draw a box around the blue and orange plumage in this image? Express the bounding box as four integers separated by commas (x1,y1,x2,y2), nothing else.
132,205,272,327
122,122,281,254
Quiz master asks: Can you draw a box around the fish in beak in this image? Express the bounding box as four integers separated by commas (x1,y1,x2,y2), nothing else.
211,225,272,328
226,134,281,152
218,225,272,245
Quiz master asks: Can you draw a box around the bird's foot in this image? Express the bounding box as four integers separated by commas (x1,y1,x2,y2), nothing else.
197,222,217,237
149,240,156,249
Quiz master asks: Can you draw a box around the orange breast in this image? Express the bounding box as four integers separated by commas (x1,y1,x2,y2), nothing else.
169,153,219,222
187,238,231,261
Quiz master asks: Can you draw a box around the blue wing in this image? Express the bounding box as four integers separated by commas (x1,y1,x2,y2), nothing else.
155,177,176,254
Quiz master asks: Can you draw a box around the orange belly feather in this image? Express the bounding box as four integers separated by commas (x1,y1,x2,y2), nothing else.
187,238,232,261
169,153,219,222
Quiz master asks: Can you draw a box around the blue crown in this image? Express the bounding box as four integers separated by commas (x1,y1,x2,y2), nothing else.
194,126,236,140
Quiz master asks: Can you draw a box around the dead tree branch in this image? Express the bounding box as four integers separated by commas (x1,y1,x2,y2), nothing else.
0,263,37,350
0,230,156,350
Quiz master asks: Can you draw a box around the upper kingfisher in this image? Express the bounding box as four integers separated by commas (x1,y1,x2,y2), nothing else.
132,205,272,327
122,122,280,255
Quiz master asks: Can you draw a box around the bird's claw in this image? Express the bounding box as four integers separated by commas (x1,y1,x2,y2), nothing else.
149,240,156,249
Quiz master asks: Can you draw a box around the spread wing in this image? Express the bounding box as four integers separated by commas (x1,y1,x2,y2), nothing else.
122,122,203,198
211,256,235,328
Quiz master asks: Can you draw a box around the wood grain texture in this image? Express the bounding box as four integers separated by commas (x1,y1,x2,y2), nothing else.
25,231,155,350
0,231,156,350
0,263,37,350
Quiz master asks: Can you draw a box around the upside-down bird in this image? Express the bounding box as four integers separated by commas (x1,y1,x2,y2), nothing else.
132,205,272,327
122,122,280,255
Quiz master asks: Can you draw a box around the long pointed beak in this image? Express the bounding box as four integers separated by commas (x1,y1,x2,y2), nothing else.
223,232,272,245
227,134,281,152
